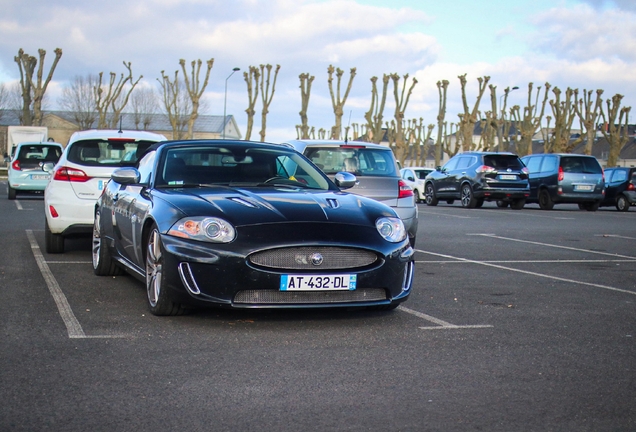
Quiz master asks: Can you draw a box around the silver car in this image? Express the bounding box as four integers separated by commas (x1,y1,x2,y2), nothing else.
283,140,418,246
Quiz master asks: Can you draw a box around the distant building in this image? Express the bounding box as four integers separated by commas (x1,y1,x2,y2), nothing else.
0,110,242,155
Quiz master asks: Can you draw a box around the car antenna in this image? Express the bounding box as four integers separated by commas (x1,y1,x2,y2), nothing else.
344,110,352,144
118,116,123,134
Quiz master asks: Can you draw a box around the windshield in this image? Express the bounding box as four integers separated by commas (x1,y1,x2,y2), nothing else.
67,139,156,167
304,147,398,177
156,145,332,190
16,144,62,164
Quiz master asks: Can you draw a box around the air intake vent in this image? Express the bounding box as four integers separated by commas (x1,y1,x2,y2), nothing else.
234,288,387,304
249,247,377,270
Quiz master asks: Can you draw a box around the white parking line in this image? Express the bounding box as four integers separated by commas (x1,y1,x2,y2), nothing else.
417,210,472,219
417,248,636,296
26,230,126,339
594,234,636,240
472,233,636,260
399,306,493,330
417,259,636,264
14,200,23,210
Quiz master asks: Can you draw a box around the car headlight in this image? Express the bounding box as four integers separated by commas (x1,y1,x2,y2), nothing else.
376,217,406,243
168,217,236,243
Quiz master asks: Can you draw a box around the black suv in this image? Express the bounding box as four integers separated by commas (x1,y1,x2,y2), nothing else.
600,167,636,211
520,154,605,211
424,152,530,209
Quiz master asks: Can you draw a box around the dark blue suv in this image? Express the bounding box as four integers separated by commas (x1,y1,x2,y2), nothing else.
424,152,530,209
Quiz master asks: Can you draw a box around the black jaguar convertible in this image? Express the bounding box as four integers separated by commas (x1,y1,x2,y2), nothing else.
92,139,414,315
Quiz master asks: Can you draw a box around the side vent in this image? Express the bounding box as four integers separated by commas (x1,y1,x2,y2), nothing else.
326,198,340,209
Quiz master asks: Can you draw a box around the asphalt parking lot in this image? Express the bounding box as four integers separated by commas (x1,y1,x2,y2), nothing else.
1,182,635,431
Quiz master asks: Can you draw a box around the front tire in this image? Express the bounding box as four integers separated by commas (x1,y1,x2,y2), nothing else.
616,195,630,212
425,183,438,206
146,225,186,316
461,184,477,208
92,210,124,276
538,189,554,210
44,218,65,254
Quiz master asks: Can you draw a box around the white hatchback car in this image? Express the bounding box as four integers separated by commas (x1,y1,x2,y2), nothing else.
400,166,433,203
44,129,166,253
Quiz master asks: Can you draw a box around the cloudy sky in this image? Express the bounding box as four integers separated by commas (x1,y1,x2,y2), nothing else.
1,0,634,143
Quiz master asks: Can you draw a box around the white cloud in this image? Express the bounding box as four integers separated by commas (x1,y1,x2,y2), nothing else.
529,4,636,62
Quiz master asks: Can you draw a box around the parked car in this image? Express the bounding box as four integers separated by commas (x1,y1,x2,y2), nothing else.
282,139,418,247
424,152,530,209
92,139,415,315
400,167,433,203
600,167,636,211
520,154,605,211
44,129,166,253
7,141,63,199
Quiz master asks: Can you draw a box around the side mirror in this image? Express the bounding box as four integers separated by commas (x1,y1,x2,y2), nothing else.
334,171,357,189
112,167,141,185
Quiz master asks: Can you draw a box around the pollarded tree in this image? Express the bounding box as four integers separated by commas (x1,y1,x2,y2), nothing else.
259,64,281,142
390,73,418,164
364,75,390,143
600,94,631,167
298,73,314,139
510,82,551,157
95,61,142,129
497,86,517,152
545,87,580,154
180,58,214,139
457,74,490,152
574,89,604,155
243,66,261,141
58,74,98,130
158,70,190,139
14,48,63,126
327,65,356,140
434,80,449,166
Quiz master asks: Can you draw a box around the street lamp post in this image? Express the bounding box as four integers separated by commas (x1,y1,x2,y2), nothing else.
498,86,519,151
223,67,240,139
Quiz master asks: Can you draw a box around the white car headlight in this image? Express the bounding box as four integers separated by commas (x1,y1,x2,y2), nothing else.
376,217,406,243
168,217,236,243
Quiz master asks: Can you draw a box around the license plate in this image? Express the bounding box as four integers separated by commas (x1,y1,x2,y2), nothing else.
280,274,357,291
499,174,516,180
574,185,593,191
31,174,49,180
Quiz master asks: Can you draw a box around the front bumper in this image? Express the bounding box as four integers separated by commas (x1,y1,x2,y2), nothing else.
158,233,415,309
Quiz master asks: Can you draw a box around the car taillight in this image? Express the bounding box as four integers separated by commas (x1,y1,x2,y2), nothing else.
49,205,59,218
398,179,414,199
558,166,564,182
628,183,635,191
11,160,20,171
53,166,91,182
476,165,497,174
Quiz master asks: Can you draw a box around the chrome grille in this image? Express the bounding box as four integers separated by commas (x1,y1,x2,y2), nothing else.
234,288,387,304
249,247,377,270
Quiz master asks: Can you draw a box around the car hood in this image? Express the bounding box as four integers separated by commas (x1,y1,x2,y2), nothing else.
155,186,396,227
